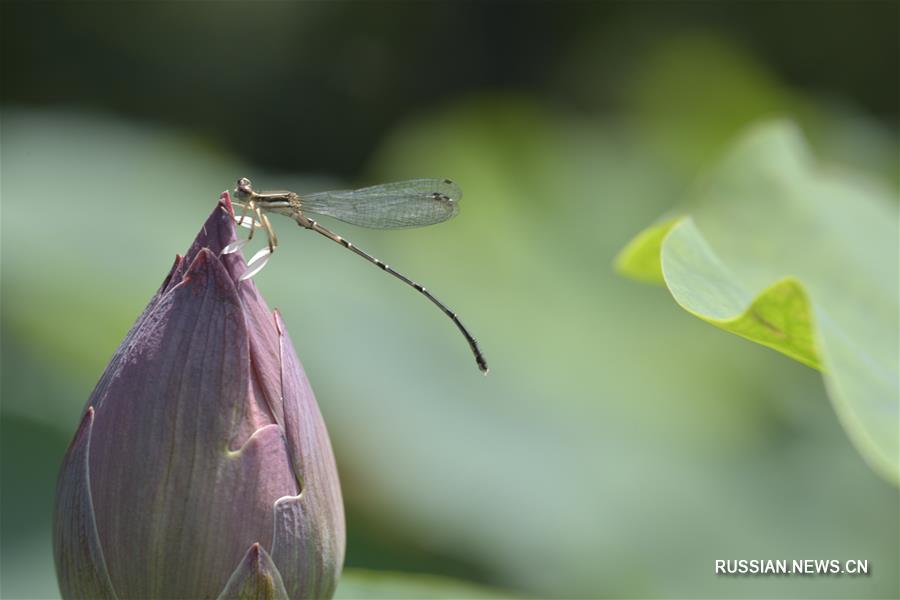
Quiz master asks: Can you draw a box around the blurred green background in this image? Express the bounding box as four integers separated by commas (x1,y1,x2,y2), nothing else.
1,2,897,599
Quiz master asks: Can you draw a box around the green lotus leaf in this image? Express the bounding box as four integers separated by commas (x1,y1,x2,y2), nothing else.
616,120,899,484
614,217,681,285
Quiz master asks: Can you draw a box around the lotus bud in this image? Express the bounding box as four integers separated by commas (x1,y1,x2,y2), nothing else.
53,192,345,599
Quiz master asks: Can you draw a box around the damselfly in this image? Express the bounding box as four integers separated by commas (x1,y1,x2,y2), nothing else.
225,177,488,374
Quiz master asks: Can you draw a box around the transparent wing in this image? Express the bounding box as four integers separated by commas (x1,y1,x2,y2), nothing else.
298,179,461,229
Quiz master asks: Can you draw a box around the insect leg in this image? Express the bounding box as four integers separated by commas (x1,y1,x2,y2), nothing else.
259,210,278,252
245,200,258,241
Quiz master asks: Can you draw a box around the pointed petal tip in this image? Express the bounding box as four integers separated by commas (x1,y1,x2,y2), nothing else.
217,542,288,600
170,197,241,287
160,254,184,292
183,246,212,278
273,310,284,336
220,190,235,218
184,196,241,260
244,543,263,569
176,247,243,308
68,406,96,450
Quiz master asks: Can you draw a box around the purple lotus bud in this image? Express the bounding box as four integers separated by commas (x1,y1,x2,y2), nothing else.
53,193,345,599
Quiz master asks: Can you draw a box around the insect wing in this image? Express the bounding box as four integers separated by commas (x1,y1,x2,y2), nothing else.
299,179,461,229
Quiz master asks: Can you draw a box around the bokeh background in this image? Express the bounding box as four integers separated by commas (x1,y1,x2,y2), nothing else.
1,2,897,599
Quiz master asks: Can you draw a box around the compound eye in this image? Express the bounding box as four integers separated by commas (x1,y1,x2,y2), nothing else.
236,177,253,195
